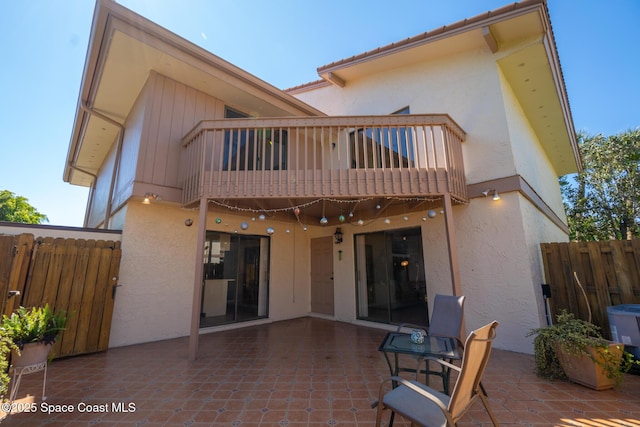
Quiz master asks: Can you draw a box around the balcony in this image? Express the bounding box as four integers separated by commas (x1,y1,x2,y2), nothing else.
179,115,467,222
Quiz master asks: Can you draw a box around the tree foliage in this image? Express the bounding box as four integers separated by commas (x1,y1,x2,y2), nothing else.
561,129,640,241
0,190,48,224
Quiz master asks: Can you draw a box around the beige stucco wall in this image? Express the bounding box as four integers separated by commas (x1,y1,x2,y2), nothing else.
0,222,121,241
108,201,196,347
498,68,566,220
293,43,570,354
295,46,516,186
455,194,538,352
99,33,571,354
322,195,549,354
108,201,315,347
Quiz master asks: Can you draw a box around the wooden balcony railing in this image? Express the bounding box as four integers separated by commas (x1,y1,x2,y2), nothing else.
179,115,467,207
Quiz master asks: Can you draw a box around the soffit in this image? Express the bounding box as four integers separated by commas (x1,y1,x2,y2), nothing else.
66,1,324,186
319,30,486,83
491,12,579,176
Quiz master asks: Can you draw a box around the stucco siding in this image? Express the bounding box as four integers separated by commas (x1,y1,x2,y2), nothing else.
0,223,121,241
498,68,567,221
294,46,517,186
109,201,197,347
519,190,570,328
109,203,313,347
455,194,536,353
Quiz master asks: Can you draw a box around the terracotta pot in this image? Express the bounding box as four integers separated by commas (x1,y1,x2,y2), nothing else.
11,342,52,368
556,341,623,390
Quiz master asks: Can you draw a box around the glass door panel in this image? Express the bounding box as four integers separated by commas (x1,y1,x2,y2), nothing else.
355,227,427,325
200,231,269,327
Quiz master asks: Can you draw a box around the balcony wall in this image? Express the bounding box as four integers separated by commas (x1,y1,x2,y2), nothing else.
179,115,466,208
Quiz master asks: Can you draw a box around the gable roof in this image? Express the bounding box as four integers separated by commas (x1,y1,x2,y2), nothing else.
305,0,581,176
66,0,580,187
64,0,325,186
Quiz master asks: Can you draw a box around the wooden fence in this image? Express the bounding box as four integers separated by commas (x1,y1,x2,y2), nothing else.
540,239,640,340
0,233,121,358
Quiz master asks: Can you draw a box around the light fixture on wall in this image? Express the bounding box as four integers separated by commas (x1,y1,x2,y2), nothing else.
142,193,161,204
334,227,343,244
482,189,500,201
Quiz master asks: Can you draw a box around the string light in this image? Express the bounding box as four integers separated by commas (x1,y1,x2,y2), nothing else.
199,196,467,229
207,196,453,215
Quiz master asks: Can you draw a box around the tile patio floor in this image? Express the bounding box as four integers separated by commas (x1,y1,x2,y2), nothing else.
2,317,639,426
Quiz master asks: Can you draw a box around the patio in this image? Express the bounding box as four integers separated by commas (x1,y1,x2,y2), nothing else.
3,317,639,426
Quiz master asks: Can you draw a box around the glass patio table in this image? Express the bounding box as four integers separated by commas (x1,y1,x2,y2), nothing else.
378,331,462,395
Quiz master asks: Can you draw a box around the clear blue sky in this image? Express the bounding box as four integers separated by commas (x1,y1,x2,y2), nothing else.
1,1,638,227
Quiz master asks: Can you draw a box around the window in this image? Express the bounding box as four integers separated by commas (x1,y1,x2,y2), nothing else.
354,227,428,325
222,107,288,171
200,231,269,327
349,106,414,169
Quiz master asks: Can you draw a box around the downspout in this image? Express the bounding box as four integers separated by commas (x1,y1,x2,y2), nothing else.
78,102,125,229
66,163,97,228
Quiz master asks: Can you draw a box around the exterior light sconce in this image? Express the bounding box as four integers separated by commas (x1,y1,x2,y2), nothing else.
482,189,500,201
142,193,161,205
334,227,343,244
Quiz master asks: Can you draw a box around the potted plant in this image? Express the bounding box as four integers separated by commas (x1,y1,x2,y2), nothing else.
528,309,638,390
1,304,69,368
0,330,18,399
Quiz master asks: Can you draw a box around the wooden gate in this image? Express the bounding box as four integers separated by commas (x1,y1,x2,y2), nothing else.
540,240,640,339
0,234,121,358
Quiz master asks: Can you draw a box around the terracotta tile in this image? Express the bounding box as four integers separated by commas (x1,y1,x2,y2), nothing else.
6,318,640,427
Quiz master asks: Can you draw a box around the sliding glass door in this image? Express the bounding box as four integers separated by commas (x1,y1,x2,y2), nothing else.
200,231,269,327
355,227,428,325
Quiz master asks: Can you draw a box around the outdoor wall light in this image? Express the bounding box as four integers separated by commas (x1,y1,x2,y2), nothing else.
142,193,161,204
482,189,500,201
334,227,343,244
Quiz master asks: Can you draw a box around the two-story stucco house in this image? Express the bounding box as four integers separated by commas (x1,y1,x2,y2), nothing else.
64,0,580,357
